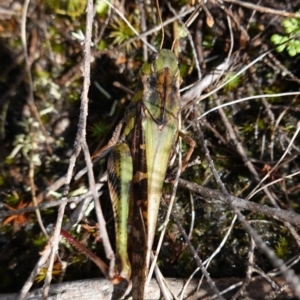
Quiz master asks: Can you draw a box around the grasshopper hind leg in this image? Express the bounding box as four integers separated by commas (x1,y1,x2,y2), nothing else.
107,143,133,282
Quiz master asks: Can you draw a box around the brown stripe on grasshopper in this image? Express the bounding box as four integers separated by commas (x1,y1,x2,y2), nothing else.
106,49,195,299
128,100,149,295
129,49,182,300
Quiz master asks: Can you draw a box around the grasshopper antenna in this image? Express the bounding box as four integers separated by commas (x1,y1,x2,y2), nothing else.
156,0,164,50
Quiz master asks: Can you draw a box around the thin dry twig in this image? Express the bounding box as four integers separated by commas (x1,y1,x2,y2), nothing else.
18,247,51,300
195,120,300,298
29,154,48,238
165,201,225,300
20,0,52,156
222,0,300,18
231,238,255,300
81,141,115,276
39,1,97,299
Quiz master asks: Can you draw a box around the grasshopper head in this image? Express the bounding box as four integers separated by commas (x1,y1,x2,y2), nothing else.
141,49,179,77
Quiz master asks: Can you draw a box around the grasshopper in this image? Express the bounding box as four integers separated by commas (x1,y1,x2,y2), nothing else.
105,48,195,299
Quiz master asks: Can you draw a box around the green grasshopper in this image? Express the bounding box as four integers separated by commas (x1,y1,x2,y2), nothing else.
105,48,195,299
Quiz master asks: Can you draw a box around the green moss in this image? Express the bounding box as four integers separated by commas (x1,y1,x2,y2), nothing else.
271,9,300,56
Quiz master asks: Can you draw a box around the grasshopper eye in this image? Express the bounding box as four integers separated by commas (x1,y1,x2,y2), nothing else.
147,52,159,72
148,52,158,63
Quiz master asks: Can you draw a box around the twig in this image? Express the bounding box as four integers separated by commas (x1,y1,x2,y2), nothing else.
18,247,51,300
20,0,52,156
177,180,300,226
60,230,109,279
181,55,235,106
231,238,255,300
222,0,300,18
167,2,202,80
123,7,196,51
165,201,225,300
194,119,300,298
138,0,147,61
29,153,48,238
195,91,300,125
81,141,115,276
41,1,96,299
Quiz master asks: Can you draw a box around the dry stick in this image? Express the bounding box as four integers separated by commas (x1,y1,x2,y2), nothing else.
20,0,49,238
152,257,173,300
188,192,195,240
198,15,236,295
214,96,277,206
245,0,261,30
3,175,300,227
0,170,107,218
269,99,292,162
40,0,95,299
231,238,255,300
167,2,202,80
216,0,249,43
180,54,234,137
0,190,94,218
247,56,275,148
222,11,235,88
63,197,93,231
69,0,114,267
86,121,124,173
179,176,239,297
18,247,52,300
17,191,103,298
252,264,280,292
81,141,115,276
248,123,300,200
222,0,300,18
214,96,300,260
40,153,77,299
93,3,112,48
124,7,195,51
216,94,300,254
194,18,206,73
197,214,238,294
29,154,48,238
60,230,109,279
194,121,300,298
181,55,235,106
183,48,274,109
281,130,300,154
20,0,52,156
265,50,300,85
164,201,225,300
200,1,215,28
196,92,300,124
156,0,164,51
138,0,147,61
63,178,106,233
178,179,300,226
